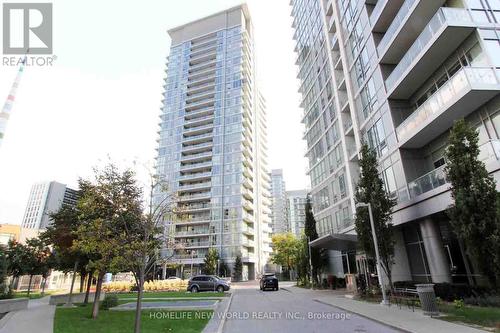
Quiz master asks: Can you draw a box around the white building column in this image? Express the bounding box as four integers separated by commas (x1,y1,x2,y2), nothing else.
391,228,412,282
420,219,451,283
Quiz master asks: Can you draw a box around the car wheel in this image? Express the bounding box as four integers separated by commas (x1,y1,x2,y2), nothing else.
191,286,199,293
276,286,279,291
217,285,224,293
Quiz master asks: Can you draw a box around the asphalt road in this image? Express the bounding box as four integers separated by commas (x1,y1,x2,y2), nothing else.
223,285,402,333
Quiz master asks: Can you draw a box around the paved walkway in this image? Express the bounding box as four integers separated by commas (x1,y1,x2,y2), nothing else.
284,286,485,333
0,296,55,333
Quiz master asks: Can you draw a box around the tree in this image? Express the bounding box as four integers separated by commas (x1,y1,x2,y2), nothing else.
271,233,300,280
233,255,243,282
204,248,219,275
445,119,500,287
41,205,91,305
75,165,140,320
296,235,310,286
354,144,396,289
120,171,178,333
5,240,30,290
0,244,9,298
24,237,52,297
304,197,323,285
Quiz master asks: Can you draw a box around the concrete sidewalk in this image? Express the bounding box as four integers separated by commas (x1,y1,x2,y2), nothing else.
284,286,485,333
0,296,55,333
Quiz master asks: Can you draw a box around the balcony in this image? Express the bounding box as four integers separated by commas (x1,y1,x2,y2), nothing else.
184,108,215,121
184,98,215,112
178,181,212,192
183,123,214,136
397,67,500,148
180,151,212,163
184,116,214,129
370,0,404,33
185,89,215,104
178,203,211,213
377,0,445,64
406,140,500,200
181,141,213,155
182,132,212,145
179,161,212,173
177,192,211,204
175,229,211,237
178,171,212,182
386,8,475,99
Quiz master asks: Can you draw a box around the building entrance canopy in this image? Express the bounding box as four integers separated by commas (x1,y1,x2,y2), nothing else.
309,233,357,251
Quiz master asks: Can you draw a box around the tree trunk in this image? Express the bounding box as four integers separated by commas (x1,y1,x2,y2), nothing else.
27,275,33,297
92,272,104,319
66,260,79,307
84,271,93,304
134,268,145,333
41,276,46,296
79,272,86,293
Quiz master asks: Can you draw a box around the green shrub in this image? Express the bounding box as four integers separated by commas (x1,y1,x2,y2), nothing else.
453,299,465,309
100,294,119,310
464,295,500,307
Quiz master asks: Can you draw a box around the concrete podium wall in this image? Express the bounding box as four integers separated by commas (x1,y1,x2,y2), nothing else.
49,292,105,305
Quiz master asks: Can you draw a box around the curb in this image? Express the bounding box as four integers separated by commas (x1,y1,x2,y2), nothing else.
0,311,15,331
312,299,413,333
216,292,233,333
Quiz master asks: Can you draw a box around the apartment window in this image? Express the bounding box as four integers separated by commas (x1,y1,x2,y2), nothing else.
366,118,388,156
382,166,397,197
484,40,500,67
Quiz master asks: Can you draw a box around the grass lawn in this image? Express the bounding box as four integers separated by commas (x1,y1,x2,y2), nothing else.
54,304,212,333
111,291,227,299
438,303,500,331
13,291,53,299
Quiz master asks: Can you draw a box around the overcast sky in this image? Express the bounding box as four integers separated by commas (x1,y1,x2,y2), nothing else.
0,0,309,225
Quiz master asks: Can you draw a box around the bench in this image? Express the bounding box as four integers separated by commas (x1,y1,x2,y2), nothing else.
391,288,418,311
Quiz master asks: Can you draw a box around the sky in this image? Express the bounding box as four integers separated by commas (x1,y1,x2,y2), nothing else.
0,0,309,225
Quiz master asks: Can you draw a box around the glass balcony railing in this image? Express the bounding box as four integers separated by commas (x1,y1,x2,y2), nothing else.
406,140,500,200
396,67,499,142
408,165,447,199
386,8,473,92
377,0,416,56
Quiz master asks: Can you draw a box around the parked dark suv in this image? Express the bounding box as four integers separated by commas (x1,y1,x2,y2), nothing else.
260,273,279,291
188,275,230,293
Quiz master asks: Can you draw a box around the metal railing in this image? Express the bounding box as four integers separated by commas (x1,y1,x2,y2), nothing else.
386,8,473,91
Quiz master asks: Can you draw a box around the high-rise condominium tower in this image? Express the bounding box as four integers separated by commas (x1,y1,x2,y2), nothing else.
269,169,289,235
291,0,500,284
286,190,309,238
155,4,272,280
21,181,78,230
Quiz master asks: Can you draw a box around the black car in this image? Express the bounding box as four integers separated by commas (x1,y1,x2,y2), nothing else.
187,275,231,293
260,273,279,291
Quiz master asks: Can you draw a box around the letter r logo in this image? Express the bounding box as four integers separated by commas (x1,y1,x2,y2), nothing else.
3,3,53,54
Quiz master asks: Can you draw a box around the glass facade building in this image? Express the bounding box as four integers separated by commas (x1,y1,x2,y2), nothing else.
291,0,500,284
269,169,289,235
155,5,272,280
286,190,309,238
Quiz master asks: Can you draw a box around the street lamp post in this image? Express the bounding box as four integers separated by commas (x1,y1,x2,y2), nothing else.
356,202,389,306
